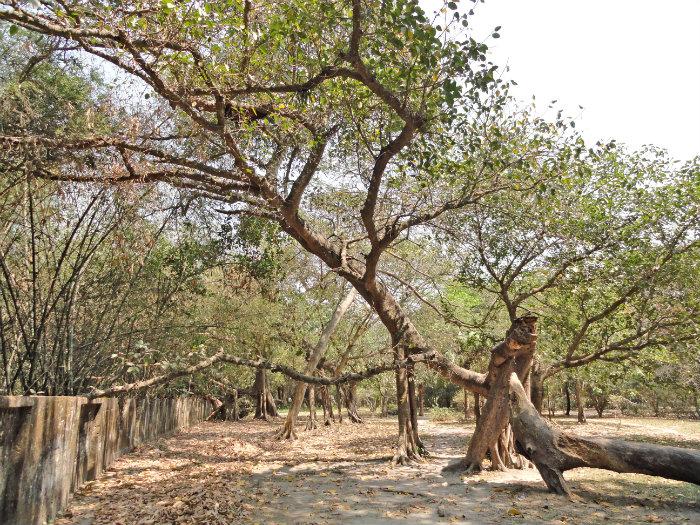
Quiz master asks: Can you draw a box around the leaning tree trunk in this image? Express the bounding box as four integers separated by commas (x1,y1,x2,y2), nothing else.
449,316,538,473
276,289,356,439
508,373,700,496
574,379,586,423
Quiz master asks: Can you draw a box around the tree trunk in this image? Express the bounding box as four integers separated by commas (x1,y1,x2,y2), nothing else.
530,361,545,414
253,368,271,420
321,385,335,425
380,393,388,417
564,381,572,416
508,373,700,496
575,379,586,424
418,383,425,417
305,384,318,430
276,288,356,439
463,389,469,420
231,389,239,421
335,384,344,423
343,381,363,423
446,316,537,473
473,392,481,419
392,346,425,464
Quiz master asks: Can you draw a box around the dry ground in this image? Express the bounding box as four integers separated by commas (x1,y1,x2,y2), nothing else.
56,414,700,525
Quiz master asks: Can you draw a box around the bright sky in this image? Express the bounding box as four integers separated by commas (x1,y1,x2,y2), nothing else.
423,0,700,160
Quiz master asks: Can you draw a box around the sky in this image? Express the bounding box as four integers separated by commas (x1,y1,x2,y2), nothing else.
423,0,700,161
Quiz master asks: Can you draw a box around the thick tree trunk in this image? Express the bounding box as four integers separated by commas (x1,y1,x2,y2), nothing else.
392,346,426,464
447,316,537,473
276,289,356,439
508,373,700,496
253,368,272,420
574,379,586,424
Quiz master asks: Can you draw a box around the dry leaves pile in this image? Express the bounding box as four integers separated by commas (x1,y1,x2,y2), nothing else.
56,415,700,524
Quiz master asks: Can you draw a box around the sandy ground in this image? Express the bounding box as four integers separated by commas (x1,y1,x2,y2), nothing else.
56,415,700,525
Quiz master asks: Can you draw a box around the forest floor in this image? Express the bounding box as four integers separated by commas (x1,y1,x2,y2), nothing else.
56,414,700,525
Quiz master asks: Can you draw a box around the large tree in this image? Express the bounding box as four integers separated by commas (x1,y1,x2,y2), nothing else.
1,0,698,495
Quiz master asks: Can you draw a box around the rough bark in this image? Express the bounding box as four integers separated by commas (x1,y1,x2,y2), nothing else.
447,316,537,473
276,288,356,439
392,346,426,464
508,373,700,496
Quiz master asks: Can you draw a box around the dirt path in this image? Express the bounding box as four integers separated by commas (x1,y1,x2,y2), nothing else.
57,416,700,525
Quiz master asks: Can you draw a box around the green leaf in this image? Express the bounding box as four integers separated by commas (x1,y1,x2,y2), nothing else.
9,25,19,36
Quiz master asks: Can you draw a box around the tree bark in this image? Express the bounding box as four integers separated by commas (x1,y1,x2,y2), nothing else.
392,345,425,464
530,360,545,414
564,381,572,416
276,288,356,439
574,379,586,424
305,384,318,430
343,381,363,423
473,392,481,419
453,317,537,472
320,385,335,425
418,383,425,417
253,367,271,420
508,373,700,496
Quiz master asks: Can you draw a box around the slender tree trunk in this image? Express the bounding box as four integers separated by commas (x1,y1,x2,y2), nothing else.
335,384,344,423
564,381,572,416
575,379,586,424
530,362,545,414
473,392,481,419
417,383,425,417
305,384,317,430
343,381,363,423
463,389,470,419
254,368,270,420
231,389,239,421
321,385,335,425
380,393,388,417
276,289,356,439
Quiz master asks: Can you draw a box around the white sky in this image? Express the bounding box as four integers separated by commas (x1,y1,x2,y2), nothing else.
423,0,700,160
